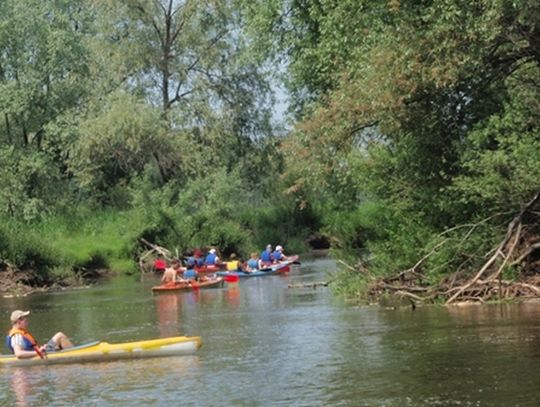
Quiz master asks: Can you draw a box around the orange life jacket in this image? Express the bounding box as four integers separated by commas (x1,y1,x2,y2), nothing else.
6,327,38,353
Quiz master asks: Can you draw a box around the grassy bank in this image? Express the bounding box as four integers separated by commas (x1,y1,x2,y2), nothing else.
0,209,140,292
0,204,315,293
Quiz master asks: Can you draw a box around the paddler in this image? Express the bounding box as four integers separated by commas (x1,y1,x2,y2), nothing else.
272,245,288,262
258,244,273,268
225,253,239,271
161,259,185,283
6,310,73,359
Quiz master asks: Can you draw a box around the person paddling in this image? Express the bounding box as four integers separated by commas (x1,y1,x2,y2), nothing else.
225,253,239,271
246,252,259,272
272,245,288,262
161,259,185,283
259,244,273,268
193,249,204,267
204,248,220,266
6,310,73,359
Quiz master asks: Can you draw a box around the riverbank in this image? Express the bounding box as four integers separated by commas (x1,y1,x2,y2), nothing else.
0,265,109,297
2,257,539,406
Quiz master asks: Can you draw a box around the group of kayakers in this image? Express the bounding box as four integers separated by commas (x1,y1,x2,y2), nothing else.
5,245,292,360
156,244,290,283
258,244,288,266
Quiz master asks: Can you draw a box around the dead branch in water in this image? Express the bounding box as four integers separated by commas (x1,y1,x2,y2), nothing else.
445,190,540,305
288,281,329,289
138,238,173,274
365,190,540,305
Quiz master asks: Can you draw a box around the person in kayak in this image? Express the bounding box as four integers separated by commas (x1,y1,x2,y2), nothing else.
182,267,199,281
259,244,273,268
153,257,167,272
204,248,220,266
226,253,239,271
162,259,185,283
184,250,197,269
272,245,288,262
246,252,259,272
6,310,73,359
193,248,205,267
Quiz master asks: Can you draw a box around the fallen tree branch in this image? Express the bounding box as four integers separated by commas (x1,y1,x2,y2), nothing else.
394,290,425,302
512,282,540,296
338,259,357,272
486,221,522,281
288,281,329,289
510,242,540,266
338,259,371,276
403,238,449,275
445,190,540,305
139,238,172,258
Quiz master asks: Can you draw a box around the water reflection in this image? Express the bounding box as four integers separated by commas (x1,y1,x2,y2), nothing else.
4,356,202,406
2,260,540,406
223,284,240,308
154,293,181,337
10,368,31,407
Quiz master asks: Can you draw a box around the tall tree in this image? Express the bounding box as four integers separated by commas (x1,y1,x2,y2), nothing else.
102,0,271,131
0,0,92,148
0,0,96,218
85,0,276,188
247,0,540,284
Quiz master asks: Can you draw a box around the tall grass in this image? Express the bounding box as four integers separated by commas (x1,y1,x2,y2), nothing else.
0,208,143,283
36,209,141,273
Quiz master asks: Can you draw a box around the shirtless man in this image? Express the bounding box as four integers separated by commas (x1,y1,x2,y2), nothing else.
161,259,185,283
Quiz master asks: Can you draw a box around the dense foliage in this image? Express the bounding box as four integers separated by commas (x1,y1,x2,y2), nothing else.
0,0,313,286
245,0,540,300
1,0,539,300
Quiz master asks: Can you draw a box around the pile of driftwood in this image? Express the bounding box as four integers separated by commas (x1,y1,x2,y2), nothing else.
365,191,540,305
138,238,174,273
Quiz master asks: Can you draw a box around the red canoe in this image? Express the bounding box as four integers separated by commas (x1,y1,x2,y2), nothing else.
152,277,224,292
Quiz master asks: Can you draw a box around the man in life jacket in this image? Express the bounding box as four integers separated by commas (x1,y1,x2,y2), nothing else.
246,252,260,272
6,310,73,359
259,244,273,268
193,249,204,267
204,248,220,266
272,245,287,262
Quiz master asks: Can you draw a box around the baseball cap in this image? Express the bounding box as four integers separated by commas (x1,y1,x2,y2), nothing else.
10,310,30,323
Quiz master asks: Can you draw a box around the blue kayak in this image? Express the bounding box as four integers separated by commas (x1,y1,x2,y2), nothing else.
216,260,293,278
216,270,274,278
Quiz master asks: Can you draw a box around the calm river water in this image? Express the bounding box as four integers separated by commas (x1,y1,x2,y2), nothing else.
1,257,540,406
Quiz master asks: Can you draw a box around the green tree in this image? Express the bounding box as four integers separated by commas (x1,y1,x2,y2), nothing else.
0,0,92,148
0,0,95,219
247,0,540,294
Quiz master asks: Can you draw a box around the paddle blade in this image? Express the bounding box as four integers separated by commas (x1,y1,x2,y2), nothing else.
225,274,240,283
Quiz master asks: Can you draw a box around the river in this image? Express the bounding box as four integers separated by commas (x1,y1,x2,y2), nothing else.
1,257,539,406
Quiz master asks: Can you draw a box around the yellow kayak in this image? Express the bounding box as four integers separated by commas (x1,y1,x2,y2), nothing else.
0,335,202,367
